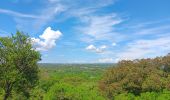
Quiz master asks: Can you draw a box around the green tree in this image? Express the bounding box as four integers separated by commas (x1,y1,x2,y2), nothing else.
0,31,41,100
99,54,170,99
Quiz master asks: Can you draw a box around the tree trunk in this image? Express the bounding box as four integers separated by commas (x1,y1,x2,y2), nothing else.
3,92,10,100
3,82,13,100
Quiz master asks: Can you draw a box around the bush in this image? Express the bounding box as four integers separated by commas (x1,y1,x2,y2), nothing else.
114,90,170,100
114,93,135,100
45,82,105,100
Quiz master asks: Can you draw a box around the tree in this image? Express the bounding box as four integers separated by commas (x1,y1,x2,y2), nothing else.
0,31,41,100
99,54,170,99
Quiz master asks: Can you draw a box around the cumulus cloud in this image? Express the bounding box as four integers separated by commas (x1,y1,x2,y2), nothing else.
32,27,62,51
86,45,96,50
86,44,107,53
98,58,114,63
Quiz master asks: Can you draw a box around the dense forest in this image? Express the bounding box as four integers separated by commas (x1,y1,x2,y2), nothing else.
100,53,170,100
1,32,170,100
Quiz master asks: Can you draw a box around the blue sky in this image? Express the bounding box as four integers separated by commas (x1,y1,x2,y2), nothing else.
0,0,170,63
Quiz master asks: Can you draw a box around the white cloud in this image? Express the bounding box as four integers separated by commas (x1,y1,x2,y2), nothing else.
99,20,170,63
77,14,124,43
1,0,116,35
31,27,62,51
119,20,170,41
116,36,170,61
86,45,96,50
82,14,122,37
15,4,66,33
136,25,170,35
86,44,107,53
0,8,40,19
98,58,114,63
0,3,66,33
48,0,115,8
100,45,107,49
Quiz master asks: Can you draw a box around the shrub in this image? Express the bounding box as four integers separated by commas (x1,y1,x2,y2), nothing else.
45,82,105,100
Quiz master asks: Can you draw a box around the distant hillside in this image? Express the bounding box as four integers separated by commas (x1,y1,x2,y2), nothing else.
38,63,115,68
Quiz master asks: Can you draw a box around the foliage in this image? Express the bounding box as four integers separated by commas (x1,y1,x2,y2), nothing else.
38,65,106,100
99,54,170,99
0,31,41,99
1,34,170,100
44,82,105,100
114,90,170,100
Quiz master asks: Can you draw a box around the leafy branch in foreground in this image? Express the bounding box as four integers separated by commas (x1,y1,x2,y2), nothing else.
0,31,41,100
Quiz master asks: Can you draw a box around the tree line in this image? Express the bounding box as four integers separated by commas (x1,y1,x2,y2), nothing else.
99,53,170,99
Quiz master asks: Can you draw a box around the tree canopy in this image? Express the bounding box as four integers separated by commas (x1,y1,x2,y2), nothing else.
99,54,170,99
0,31,41,100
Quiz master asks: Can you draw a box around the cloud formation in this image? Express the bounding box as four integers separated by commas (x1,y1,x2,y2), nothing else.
32,27,62,51
98,58,114,63
78,14,123,42
116,36,170,61
15,4,66,33
86,44,107,53
0,8,40,19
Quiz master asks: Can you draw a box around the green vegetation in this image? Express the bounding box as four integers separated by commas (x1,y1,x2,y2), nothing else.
1,63,110,100
1,32,170,100
100,54,170,100
0,32,41,100
114,90,170,100
36,64,108,100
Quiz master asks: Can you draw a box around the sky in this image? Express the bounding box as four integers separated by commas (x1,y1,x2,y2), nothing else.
0,0,170,63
